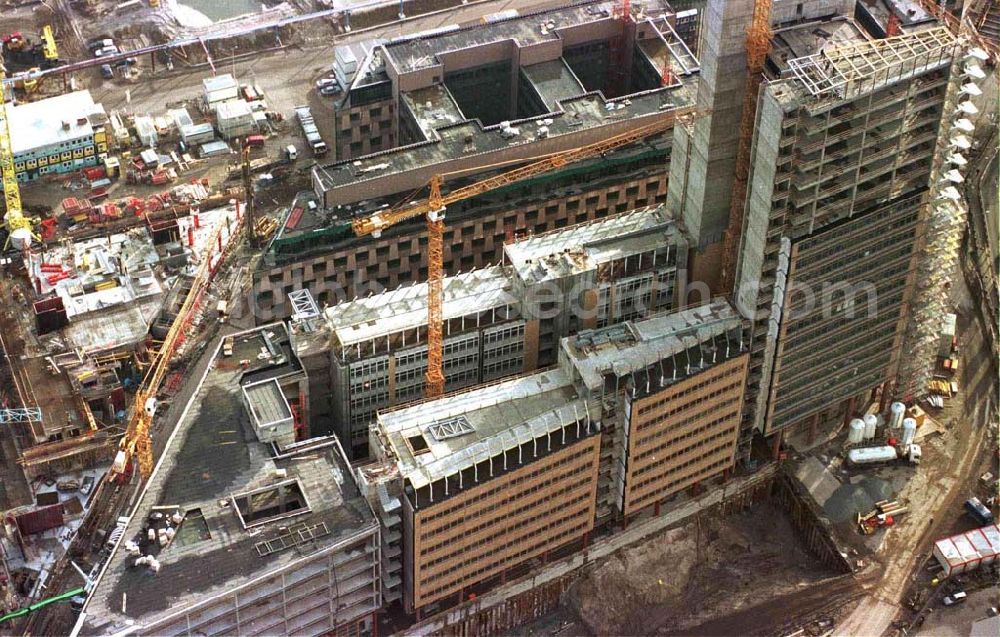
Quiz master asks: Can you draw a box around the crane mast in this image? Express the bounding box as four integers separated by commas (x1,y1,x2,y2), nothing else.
719,0,773,294
353,107,702,399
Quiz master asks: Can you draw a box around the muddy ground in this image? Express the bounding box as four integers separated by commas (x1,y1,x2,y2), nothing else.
537,500,845,637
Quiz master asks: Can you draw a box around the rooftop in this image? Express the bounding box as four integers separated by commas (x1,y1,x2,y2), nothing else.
382,2,622,75
377,368,582,490
82,324,376,635
520,60,585,111
786,25,959,103
505,205,673,284
562,299,743,391
8,90,103,155
769,17,870,73
311,0,698,205
326,265,514,349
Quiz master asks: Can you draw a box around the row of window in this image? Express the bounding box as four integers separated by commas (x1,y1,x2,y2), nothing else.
420,487,593,568
418,510,589,594
633,423,738,478
634,398,741,455
635,363,745,419
630,456,731,510
418,456,595,541
631,440,734,493
417,443,596,525
15,144,96,172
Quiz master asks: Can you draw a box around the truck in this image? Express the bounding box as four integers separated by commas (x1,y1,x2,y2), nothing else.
294,106,328,156
847,443,922,467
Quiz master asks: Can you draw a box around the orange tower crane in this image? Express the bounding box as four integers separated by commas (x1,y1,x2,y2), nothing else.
352,107,705,398
719,0,773,294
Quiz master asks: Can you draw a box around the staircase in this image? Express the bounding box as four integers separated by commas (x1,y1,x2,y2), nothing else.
970,0,1000,47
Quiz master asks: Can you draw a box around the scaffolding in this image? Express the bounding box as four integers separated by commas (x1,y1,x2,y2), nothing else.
895,46,986,399
787,27,960,102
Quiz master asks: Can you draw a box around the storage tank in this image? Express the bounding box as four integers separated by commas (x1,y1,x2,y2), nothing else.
848,418,865,445
9,227,32,251
902,418,917,447
889,402,906,429
863,414,878,440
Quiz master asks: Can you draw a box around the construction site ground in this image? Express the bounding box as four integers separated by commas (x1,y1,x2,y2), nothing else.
513,500,858,637
514,271,998,637
913,587,1000,637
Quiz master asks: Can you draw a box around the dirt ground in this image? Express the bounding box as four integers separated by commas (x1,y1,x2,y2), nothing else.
914,588,1000,637
557,501,842,637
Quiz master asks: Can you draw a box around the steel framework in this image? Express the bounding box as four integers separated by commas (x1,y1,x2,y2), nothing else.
720,0,773,293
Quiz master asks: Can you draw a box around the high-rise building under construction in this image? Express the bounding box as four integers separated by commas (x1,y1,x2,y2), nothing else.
680,0,984,454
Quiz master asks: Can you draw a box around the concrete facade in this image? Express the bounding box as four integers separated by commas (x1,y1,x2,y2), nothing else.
736,23,961,448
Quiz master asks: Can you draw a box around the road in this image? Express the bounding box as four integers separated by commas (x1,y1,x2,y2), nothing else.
88,0,543,118
832,299,997,637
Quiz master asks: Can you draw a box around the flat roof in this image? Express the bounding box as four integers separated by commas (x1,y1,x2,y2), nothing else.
377,368,582,489
327,265,514,349
505,205,673,284
521,60,585,111
770,18,870,73
82,324,376,635
563,299,742,391
8,90,98,155
401,84,466,138
382,2,622,74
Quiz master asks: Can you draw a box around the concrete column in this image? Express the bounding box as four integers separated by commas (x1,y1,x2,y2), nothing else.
666,0,755,247
770,428,782,459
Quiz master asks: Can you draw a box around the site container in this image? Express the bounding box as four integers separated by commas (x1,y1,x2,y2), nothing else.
933,524,1000,577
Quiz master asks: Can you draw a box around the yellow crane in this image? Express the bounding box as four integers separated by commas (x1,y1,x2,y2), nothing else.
111,216,225,479
352,107,704,397
719,0,773,294
0,68,38,246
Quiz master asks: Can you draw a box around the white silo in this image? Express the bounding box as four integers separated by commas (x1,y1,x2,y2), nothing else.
863,414,877,440
9,227,32,251
848,418,865,445
901,418,917,447
889,402,905,429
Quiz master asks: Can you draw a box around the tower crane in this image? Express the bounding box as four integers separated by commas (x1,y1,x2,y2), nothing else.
352,107,703,398
111,212,227,479
0,68,38,248
719,0,773,294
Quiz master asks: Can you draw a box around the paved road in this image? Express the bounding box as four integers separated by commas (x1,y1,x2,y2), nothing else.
88,0,542,118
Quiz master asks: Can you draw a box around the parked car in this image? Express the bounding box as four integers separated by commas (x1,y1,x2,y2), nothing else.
315,77,337,89
319,84,339,96
100,64,113,79
965,497,994,525
943,591,967,606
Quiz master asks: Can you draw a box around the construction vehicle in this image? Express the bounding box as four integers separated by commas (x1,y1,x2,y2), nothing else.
2,32,26,52
847,443,922,466
719,0,773,293
351,107,702,398
858,499,909,534
40,25,57,63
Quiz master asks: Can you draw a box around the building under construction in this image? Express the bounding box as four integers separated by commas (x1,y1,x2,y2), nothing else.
78,324,381,636
369,299,747,616
253,0,700,320
290,206,685,457
724,4,987,454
